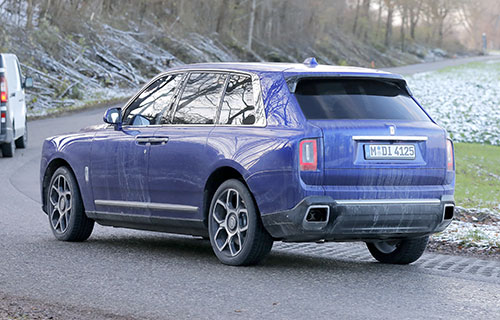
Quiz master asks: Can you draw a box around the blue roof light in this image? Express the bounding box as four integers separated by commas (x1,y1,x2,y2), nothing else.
303,57,318,67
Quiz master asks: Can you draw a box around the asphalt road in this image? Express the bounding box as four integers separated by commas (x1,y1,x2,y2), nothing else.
1,58,500,319
384,53,500,75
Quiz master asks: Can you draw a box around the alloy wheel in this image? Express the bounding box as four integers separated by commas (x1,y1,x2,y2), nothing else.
373,240,400,254
49,174,72,234
211,188,249,257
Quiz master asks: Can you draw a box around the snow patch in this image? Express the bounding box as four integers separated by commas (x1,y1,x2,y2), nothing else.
407,61,500,145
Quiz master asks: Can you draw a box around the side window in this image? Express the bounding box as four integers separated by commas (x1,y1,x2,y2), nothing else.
219,75,255,125
173,72,226,125
123,74,181,126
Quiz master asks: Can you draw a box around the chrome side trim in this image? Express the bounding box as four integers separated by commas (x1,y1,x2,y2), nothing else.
335,199,441,205
352,136,428,141
94,200,198,212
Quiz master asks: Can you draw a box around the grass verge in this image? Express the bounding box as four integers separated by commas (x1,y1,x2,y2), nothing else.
455,142,500,211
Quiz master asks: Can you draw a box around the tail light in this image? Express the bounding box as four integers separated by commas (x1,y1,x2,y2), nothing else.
446,139,454,171
299,139,317,171
0,75,7,103
0,75,6,124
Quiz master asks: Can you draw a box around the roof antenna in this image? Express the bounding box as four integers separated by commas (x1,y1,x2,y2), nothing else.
303,57,318,67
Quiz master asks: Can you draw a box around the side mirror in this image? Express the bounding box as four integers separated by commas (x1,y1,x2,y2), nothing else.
103,107,122,130
23,77,33,89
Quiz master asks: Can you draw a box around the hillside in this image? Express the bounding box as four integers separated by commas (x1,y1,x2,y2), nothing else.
0,1,466,116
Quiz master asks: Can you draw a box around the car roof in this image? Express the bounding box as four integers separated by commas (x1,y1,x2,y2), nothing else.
166,62,404,80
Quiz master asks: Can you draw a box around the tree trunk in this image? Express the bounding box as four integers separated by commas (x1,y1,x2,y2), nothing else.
26,0,33,30
216,0,229,34
400,8,406,51
39,0,51,23
352,0,361,35
361,0,371,40
375,0,383,40
385,1,394,48
409,2,422,40
247,0,257,50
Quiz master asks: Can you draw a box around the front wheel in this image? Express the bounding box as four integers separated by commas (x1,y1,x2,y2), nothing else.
47,166,94,241
366,236,429,264
208,179,273,266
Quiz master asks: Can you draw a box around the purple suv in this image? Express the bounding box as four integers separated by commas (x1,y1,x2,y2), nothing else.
40,60,455,266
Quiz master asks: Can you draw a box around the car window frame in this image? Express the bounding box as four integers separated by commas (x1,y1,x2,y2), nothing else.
120,72,186,128
119,69,267,129
217,73,259,126
169,71,229,126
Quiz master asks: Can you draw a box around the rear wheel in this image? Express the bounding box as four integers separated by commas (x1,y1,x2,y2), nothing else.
1,139,15,157
47,166,94,241
366,236,429,264
208,179,273,266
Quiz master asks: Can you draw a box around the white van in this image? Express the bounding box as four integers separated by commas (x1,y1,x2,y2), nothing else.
0,53,32,157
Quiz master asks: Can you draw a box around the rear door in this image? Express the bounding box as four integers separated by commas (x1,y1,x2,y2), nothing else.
294,78,447,193
148,72,228,222
91,75,180,217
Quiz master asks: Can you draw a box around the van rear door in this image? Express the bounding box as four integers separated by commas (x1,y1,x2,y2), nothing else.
4,55,25,137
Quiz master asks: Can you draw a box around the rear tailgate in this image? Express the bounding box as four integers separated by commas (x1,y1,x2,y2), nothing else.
294,77,448,189
310,119,447,186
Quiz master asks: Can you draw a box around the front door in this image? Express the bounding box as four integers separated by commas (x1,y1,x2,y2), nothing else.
90,74,183,217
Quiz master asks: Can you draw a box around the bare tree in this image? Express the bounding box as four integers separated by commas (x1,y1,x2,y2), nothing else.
247,0,257,50
384,0,395,47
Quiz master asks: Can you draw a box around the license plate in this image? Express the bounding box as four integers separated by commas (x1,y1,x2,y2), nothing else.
364,144,416,160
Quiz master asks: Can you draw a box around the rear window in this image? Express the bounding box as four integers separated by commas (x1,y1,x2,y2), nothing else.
294,78,430,121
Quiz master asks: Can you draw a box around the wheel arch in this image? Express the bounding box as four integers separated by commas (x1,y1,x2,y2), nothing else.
202,166,259,226
41,158,80,214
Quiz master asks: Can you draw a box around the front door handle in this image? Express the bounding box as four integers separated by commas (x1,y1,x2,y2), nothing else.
135,136,152,145
149,137,169,145
135,136,169,145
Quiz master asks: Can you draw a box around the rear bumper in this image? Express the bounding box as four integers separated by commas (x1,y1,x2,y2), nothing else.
261,195,454,241
0,127,13,143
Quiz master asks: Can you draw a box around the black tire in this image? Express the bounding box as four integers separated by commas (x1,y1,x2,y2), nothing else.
15,123,27,149
1,139,15,157
47,166,94,241
366,236,429,264
208,179,273,266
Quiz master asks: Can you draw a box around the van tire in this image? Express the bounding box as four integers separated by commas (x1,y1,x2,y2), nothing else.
15,132,27,149
1,139,15,157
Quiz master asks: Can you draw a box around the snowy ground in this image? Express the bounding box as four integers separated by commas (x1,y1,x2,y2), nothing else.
431,206,500,255
407,60,500,254
407,60,500,145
